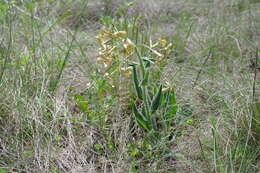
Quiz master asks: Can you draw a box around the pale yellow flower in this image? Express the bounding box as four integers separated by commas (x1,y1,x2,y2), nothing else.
120,66,132,72
151,49,163,58
149,39,159,48
96,27,112,42
99,52,114,59
104,73,115,87
162,87,171,93
98,45,116,58
96,57,113,67
113,31,127,38
107,46,116,54
97,57,104,63
104,57,113,63
159,38,167,47
120,66,132,76
100,27,112,37
142,44,163,58
99,40,106,50
104,72,110,77
164,43,173,50
155,60,162,65
95,33,103,40
123,38,135,56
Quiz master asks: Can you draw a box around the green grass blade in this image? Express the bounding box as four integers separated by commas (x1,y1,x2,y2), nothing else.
140,70,149,86
252,102,260,140
49,29,77,92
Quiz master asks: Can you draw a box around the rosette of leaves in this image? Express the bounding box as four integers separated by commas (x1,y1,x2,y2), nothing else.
130,57,178,133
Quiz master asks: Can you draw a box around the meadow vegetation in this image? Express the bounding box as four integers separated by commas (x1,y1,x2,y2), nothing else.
0,0,259,172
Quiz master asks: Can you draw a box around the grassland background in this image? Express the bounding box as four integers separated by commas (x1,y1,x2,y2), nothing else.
0,0,259,172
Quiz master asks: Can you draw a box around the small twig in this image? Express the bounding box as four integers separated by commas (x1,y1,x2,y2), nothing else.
3,0,40,21
192,48,212,89
252,48,258,100
2,0,70,35
197,135,211,171
0,2,13,84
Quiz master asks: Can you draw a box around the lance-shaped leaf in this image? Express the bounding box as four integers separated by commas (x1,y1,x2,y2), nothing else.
140,70,149,86
130,64,143,100
164,89,171,107
169,89,177,105
141,105,147,117
162,90,171,117
132,104,151,131
151,85,162,113
165,89,178,119
145,87,151,106
142,57,154,68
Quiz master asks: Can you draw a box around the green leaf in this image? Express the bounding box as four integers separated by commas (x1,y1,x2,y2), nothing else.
140,70,149,86
73,94,88,112
252,102,260,135
162,90,170,117
124,1,135,9
142,57,154,68
169,89,177,105
131,64,143,100
94,143,102,150
141,105,147,117
25,1,35,11
166,89,178,118
151,85,162,113
162,89,178,124
100,15,113,25
22,150,33,157
145,87,151,106
132,104,151,131
163,89,171,107
178,104,192,117
0,168,7,173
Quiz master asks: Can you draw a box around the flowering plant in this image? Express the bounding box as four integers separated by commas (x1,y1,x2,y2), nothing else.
95,27,173,87
95,27,177,133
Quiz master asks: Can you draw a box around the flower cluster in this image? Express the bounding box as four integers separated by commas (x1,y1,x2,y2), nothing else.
96,27,135,66
148,38,173,64
95,27,174,87
96,27,136,87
